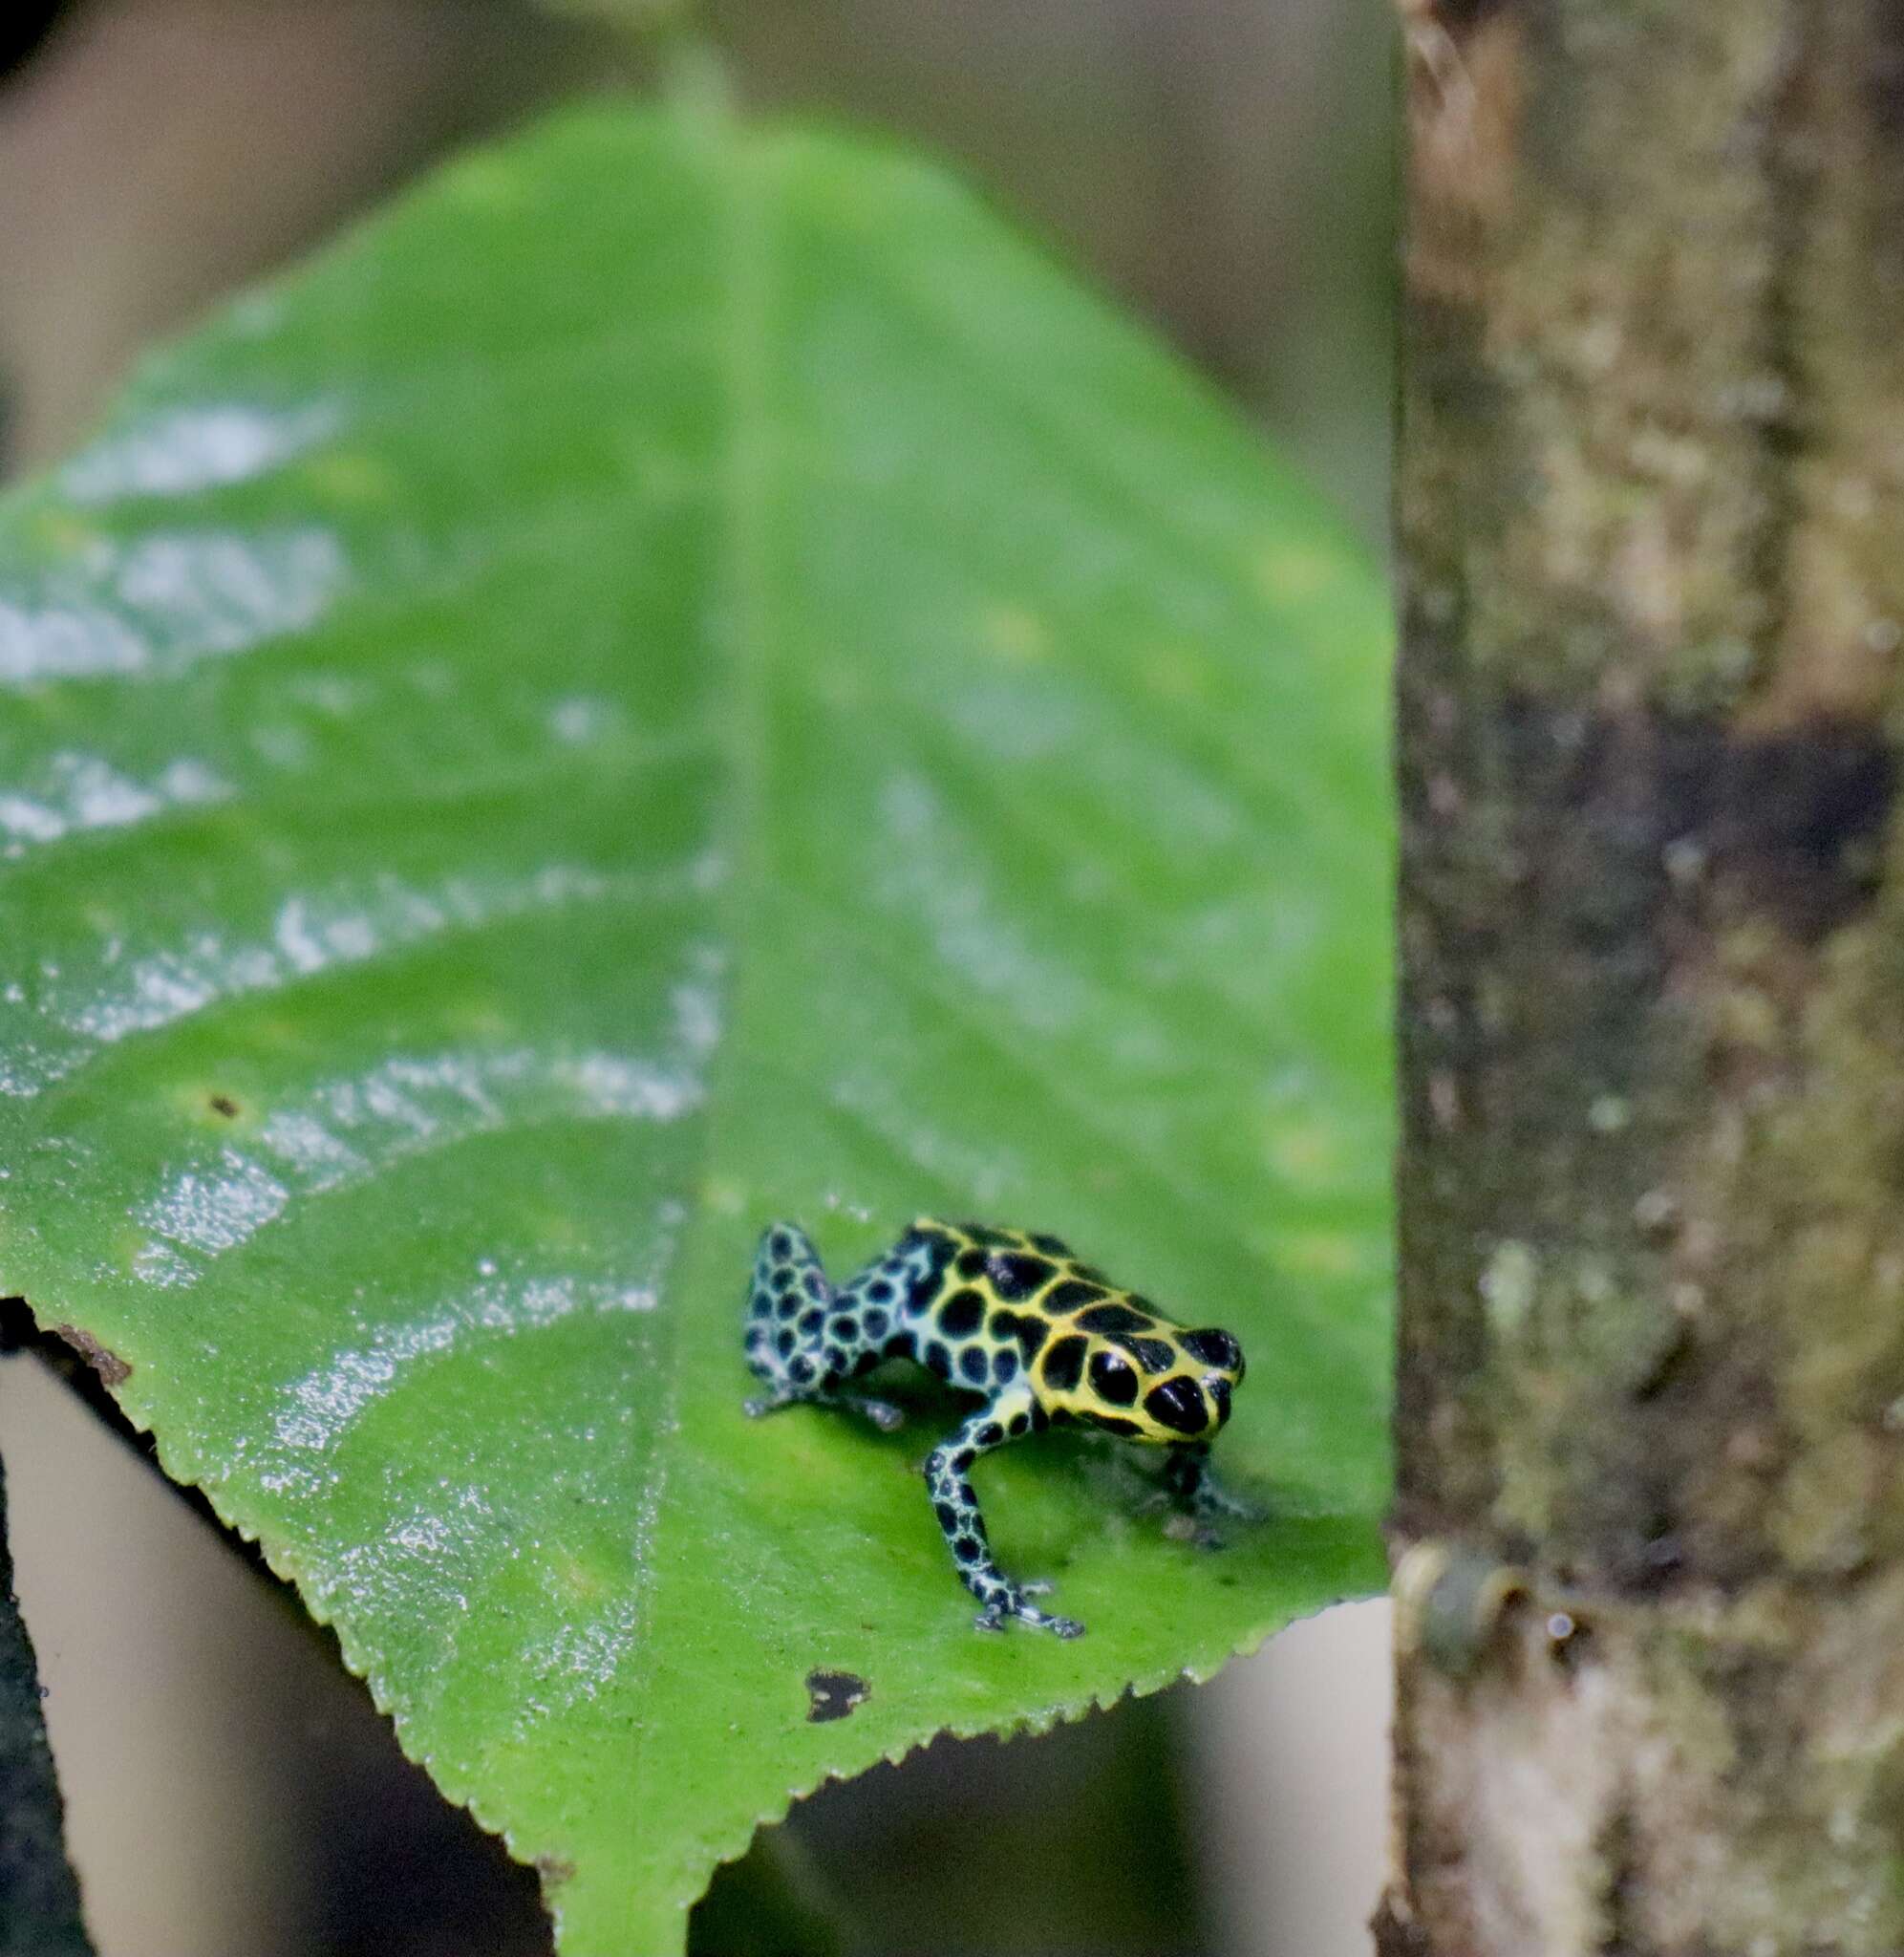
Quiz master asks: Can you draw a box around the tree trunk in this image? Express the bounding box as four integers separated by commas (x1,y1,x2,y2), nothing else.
1384,3,1904,1951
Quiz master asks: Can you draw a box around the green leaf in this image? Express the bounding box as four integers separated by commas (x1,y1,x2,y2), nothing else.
0,98,1393,1952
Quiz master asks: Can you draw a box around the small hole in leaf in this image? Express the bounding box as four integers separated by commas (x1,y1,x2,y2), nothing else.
804,1668,869,1723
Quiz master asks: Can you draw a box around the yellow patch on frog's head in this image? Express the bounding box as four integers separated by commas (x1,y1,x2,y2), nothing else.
1033,1296,1245,1446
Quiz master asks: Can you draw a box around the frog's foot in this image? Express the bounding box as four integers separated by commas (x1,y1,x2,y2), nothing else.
1190,1478,1260,1525
1159,1446,1261,1531
1163,1512,1230,1552
973,1579,1084,1639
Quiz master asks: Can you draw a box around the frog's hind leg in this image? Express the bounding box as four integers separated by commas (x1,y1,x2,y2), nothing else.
742,1222,903,1432
742,1221,834,1408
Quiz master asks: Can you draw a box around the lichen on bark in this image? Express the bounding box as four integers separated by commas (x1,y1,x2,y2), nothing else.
1388,1,1904,1950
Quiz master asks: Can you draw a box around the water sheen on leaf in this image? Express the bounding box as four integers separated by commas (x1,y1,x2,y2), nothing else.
0,101,1393,1953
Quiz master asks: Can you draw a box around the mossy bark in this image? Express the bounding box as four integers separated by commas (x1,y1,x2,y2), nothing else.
1385,3,1904,1950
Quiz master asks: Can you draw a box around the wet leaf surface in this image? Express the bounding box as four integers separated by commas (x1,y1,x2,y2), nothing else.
0,101,1393,1952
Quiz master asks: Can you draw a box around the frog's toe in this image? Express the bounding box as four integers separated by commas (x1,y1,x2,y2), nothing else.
975,1581,1084,1637
1197,1485,1262,1526
1018,1579,1055,1598
973,1600,1082,1636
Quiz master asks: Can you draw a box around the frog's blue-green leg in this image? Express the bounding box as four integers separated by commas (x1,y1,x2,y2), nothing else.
1160,1443,1259,1544
925,1384,1084,1639
742,1222,904,1431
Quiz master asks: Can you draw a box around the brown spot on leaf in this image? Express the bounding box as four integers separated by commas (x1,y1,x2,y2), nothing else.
208,1093,241,1119
54,1324,129,1387
533,1856,575,1892
803,1668,869,1723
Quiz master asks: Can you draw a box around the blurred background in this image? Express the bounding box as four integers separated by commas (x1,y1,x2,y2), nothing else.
0,4,1396,1953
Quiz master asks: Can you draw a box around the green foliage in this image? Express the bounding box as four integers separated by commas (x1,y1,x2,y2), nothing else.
0,98,1392,1952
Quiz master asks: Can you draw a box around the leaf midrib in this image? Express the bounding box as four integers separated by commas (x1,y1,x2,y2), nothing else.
588,104,781,1917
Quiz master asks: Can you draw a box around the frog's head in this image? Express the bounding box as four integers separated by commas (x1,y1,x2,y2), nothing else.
1052,1321,1245,1444
1177,1325,1245,1431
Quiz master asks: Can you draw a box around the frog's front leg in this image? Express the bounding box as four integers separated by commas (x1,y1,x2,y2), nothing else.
924,1387,1083,1638
742,1221,904,1430
1159,1443,1258,1543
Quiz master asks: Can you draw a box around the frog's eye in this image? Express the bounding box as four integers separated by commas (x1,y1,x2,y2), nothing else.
1181,1326,1243,1379
1141,1375,1209,1435
1086,1347,1139,1407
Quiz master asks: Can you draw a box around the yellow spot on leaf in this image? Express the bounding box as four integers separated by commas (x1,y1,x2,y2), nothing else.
446,999,515,1040
1255,542,1346,606
29,509,99,558
981,606,1050,664
1267,1125,1342,1189
1140,644,1210,703
174,1080,250,1128
700,1177,746,1216
442,155,531,211
1276,1232,1363,1279
551,1550,607,1604
305,451,395,505
527,1209,583,1251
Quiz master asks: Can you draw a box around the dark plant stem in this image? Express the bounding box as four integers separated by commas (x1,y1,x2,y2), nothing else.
0,1404,92,1957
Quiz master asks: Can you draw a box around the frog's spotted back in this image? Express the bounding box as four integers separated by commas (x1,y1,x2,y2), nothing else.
894,1218,1244,1444
742,1215,1252,1637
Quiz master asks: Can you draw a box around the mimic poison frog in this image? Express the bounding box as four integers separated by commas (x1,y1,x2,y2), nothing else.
742,1217,1250,1637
